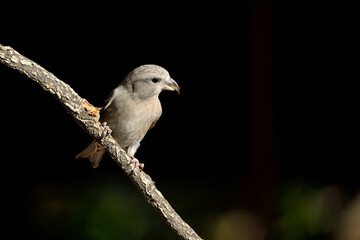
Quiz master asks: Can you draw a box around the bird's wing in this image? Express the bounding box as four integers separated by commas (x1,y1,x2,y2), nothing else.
102,89,116,111
149,119,158,129
149,100,162,129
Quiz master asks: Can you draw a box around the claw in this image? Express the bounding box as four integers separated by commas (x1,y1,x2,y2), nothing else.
100,122,112,142
130,157,144,174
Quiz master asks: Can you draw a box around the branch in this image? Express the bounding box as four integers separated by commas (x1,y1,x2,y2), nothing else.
0,44,202,240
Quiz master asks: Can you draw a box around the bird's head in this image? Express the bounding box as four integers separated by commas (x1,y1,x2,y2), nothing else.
124,64,180,100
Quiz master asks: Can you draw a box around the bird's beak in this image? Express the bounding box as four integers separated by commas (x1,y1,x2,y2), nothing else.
162,78,180,94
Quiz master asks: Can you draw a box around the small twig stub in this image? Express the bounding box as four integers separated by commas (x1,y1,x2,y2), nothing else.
82,100,101,119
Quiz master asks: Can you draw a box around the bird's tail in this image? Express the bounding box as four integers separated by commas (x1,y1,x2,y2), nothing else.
75,141,105,168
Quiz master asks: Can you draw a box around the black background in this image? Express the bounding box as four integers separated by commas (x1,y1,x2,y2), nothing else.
0,2,357,239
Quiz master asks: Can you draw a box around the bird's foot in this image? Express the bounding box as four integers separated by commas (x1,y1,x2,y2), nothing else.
130,157,144,173
100,122,112,142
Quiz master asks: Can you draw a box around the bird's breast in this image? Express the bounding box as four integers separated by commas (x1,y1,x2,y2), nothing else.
101,96,162,148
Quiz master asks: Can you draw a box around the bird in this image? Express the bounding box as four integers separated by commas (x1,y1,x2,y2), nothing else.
75,64,180,169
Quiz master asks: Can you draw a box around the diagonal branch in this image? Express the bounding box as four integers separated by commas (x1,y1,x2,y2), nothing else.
0,44,202,240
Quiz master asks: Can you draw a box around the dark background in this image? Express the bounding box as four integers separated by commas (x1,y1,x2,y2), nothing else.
0,2,357,240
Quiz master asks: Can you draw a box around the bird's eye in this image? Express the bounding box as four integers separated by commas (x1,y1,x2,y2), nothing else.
151,78,159,83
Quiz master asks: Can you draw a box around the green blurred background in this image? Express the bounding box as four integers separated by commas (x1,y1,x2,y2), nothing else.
1,1,357,240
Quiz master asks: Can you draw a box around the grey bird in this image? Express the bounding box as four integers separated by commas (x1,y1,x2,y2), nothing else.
75,64,180,169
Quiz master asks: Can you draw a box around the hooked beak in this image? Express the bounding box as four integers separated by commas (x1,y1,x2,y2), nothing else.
162,78,180,94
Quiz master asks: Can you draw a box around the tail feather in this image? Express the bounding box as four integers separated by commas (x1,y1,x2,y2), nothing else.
75,141,106,168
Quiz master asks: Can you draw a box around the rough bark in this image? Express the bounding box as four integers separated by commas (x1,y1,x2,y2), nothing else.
0,44,202,240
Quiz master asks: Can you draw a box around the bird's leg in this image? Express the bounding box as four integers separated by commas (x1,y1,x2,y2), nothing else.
100,122,112,142
130,157,145,172
127,144,144,172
